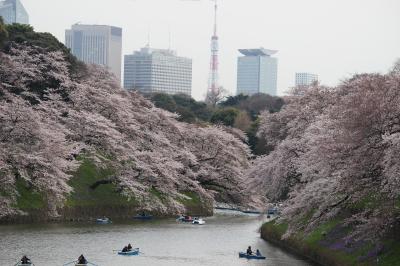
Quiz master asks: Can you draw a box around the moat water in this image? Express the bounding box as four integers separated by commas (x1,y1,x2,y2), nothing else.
0,211,312,266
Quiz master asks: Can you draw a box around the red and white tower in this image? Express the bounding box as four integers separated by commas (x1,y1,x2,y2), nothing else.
207,0,219,96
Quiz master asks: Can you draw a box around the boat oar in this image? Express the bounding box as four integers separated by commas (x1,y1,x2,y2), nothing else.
87,262,99,266
63,260,77,266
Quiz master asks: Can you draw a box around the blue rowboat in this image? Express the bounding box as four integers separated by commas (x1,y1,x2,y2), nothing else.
242,210,262,214
239,252,266,260
133,214,153,220
118,248,139,256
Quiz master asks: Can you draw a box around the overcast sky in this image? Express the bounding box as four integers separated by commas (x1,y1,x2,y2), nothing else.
22,0,400,100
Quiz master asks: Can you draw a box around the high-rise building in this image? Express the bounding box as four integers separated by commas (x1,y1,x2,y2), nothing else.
237,48,278,96
295,72,318,86
124,47,192,96
65,24,122,83
0,0,29,25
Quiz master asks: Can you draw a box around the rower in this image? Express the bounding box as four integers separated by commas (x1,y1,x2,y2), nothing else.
20,255,30,264
78,254,87,264
246,246,253,255
122,246,129,252
256,249,262,256
127,243,132,250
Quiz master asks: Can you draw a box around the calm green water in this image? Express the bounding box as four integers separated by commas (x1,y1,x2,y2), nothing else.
0,211,312,266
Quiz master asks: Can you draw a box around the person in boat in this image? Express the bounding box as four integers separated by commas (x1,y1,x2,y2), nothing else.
122,246,129,252
21,255,30,264
78,254,87,264
246,246,253,255
127,243,132,251
256,249,262,256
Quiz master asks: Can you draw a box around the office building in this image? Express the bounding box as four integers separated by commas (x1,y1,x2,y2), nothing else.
0,0,29,24
124,47,192,96
237,48,278,96
65,24,122,83
295,72,318,86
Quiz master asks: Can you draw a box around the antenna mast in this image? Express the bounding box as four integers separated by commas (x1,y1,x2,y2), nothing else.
207,0,219,97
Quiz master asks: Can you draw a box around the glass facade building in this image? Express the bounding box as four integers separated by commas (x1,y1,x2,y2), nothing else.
0,0,29,25
124,47,192,96
295,72,318,86
237,48,278,96
65,24,122,83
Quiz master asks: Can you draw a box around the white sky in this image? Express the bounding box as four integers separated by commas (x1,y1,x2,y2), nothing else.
22,0,400,100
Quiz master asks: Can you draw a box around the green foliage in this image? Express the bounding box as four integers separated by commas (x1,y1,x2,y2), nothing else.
0,16,8,47
151,93,177,112
150,93,212,123
219,94,249,107
150,92,285,155
246,119,268,155
304,219,341,247
379,240,400,266
178,191,201,208
219,93,285,120
14,178,45,211
262,220,289,239
262,217,400,266
149,187,167,203
66,158,137,207
176,106,196,123
349,194,381,211
179,95,213,121
210,107,240,126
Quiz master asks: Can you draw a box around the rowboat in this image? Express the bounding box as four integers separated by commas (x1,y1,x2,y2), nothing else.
192,218,206,225
16,258,33,266
242,210,262,214
177,215,193,222
133,214,153,220
239,252,266,260
96,217,111,224
117,248,140,256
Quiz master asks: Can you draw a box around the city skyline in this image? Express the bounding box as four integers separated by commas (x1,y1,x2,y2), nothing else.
14,0,400,100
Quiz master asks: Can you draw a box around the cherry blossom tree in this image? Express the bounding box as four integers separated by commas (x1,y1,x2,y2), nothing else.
249,67,400,242
0,44,255,219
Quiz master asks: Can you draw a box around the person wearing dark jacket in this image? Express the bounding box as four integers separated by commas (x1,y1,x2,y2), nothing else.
246,246,253,255
127,243,132,250
77,254,87,264
20,255,30,264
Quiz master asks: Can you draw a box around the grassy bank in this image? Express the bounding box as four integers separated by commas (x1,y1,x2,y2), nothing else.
261,219,400,266
0,157,212,224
